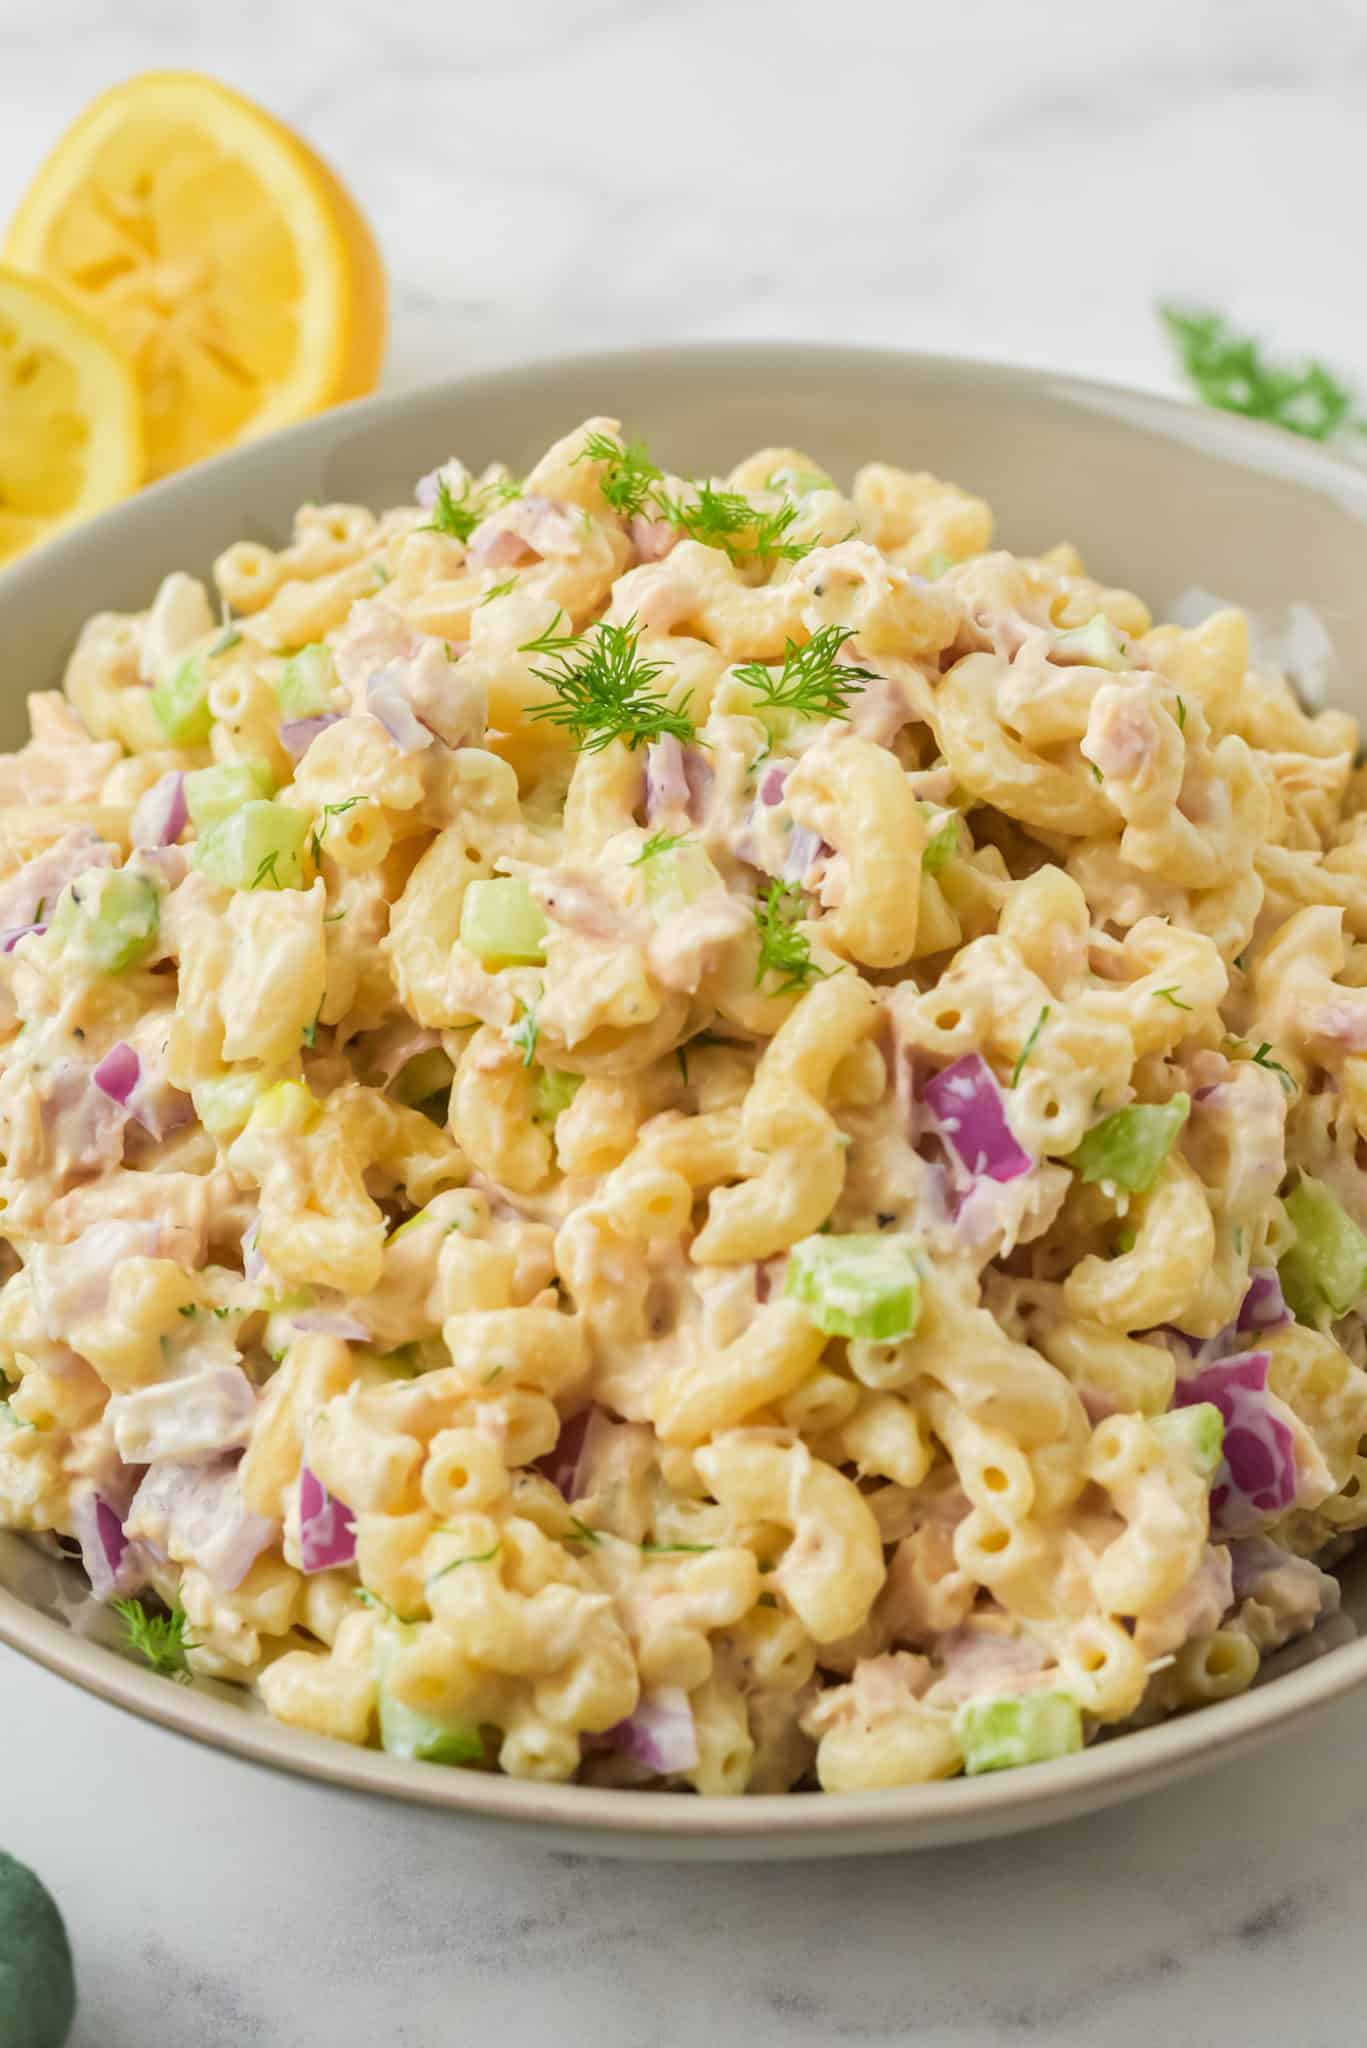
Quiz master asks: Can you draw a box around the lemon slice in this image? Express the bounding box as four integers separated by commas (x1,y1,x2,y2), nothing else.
4,71,386,481
0,264,143,565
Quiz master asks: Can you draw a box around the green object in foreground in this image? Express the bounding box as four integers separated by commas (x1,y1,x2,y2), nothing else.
0,1850,76,2048
1153,1402,1225,1478
784,1232,922,1342
459,877,548,966
54,871,160,974
956,1691,1083,1776
1067,1094,1190,1194
1280,1175,1367,1322
378,1685,485,1766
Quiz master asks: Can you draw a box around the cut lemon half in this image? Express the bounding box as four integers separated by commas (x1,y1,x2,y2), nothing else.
0,263,143,565
4,72,386,481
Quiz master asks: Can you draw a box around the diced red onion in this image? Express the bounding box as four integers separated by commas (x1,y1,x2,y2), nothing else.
923,1055,1033,1183
1227,1535,1290,1601
1172,1350,1299,1532
279,715,342,761
628,514,678,563
682,748,713,824
92,1041,193,1141
1238,1269,1291,1334
71,1490,131,1600
415,468,442,510
107,1365,258,1465
607,1686,698,1774
469,524,533,570
129,771,187,850
783,825,824,883
645,736,689,819
535,1407,595,1499
1,923,45,953
299,1464,357,1572
94,1042,140,1107
292,1310,370,1342
367,668,433,753
126,1456,276,1591
758,765,790,807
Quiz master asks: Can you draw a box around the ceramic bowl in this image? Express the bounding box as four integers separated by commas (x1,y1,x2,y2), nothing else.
3,344,1367,1857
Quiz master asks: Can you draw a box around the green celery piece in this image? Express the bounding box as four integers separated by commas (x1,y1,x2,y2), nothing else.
921,815,960,877
55,870,160,972
192,800,310,890
1152,1403,1224,1478
784,1233,921,1341
643,842,720,916
378,1685,484,1766
1068,1094,1190,1194
276,644,338,720
191,1072,266,1137
392,1048,455,1107
151,655,213,744
1280,1176,1367,1321
459,877,548,965
1052,614,1128,671
957,1691,1082,1775
532,1068,583,1125
185,758,275,831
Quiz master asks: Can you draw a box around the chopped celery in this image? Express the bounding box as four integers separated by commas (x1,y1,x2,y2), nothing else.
784,1232,921,1341
192,800,310,890
922,550,955,579
247,1080,319,1136
532,1068,583,1125
921,815,960,877
185,759,275,831
459,877,547,965
54,870,160,972
642,842,721,916
956,1691,1082,1775
1052,614,1129,671
151,654,213,744
378,1683,484,1765
276,644,338,720
1153,1403,1224,1478
1067,1094,1190,1194
392,1048,455,1107
1280,1176,1367,1321
191,1072,266,1137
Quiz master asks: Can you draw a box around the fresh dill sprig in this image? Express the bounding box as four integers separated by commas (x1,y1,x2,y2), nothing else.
301,1004,323,1049
478,574,520,607
113,1598,194,1681
564,1516,601,1548
355,1587,422,1626
527,616,695,754
732,626,875,723
1153,986,1192,1011
508,995,540,1069
1159,305,1364,442
1011,1005,1051,1086
579,431,814,562
517,609,580,658
208,623,242,656
753,880,828,999
310,795,366,867
422,472,521,542
640,1538,715,1556
426,1544,500,1588
631,830,689,866
577,430,665,519
1252,1041,1297,1095
251,850,281,890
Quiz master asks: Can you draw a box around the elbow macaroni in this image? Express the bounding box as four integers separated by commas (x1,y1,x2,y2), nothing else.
1,418,1363,1797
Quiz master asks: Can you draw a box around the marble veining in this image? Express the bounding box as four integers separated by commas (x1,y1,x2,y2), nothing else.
3,1,1367,2041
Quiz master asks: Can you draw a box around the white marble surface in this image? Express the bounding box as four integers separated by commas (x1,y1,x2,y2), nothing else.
4,1,1367,2041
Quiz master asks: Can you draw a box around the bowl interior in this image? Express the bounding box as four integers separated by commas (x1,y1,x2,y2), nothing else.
3,343,1367,1852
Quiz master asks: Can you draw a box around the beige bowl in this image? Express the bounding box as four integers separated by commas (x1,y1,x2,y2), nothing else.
3,345,1367,1858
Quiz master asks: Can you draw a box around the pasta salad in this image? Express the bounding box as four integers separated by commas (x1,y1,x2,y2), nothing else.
2,416,1365,1796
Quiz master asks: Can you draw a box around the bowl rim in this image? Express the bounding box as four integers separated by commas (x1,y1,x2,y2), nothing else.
4,338,1367,1848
